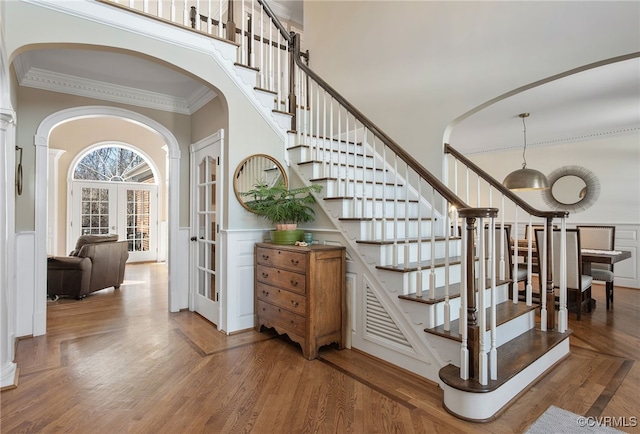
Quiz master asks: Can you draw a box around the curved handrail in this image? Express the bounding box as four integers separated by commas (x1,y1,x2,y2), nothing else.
290,34,469,211
257,0,292,43
444,143,569,219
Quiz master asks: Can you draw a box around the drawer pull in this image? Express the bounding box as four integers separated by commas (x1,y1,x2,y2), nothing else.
291,300,299,307
261,272,269,278
290,280,298,287
262,290,269,296
262,254,269,260
291,259,299,265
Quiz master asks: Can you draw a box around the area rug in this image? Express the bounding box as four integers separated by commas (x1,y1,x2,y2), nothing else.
525,405,625,433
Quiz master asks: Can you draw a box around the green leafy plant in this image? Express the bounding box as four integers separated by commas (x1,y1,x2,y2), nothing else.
241,181,323,228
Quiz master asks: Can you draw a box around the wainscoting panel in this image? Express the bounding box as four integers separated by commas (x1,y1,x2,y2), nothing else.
222,230,269,333
615,224,639,289
15,232,36,337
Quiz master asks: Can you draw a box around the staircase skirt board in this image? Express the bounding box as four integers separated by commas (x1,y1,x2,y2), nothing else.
439,331,571,421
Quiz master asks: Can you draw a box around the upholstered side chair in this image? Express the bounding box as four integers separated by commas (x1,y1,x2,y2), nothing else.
535,228,592,320
577,225,616,309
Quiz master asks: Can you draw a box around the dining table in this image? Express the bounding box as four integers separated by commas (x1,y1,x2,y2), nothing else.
580,249,632,275
513,239,632,275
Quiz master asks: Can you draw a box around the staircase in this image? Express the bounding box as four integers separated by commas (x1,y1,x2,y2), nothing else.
98,0,573,422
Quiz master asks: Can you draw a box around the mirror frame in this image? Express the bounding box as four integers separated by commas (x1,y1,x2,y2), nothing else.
233,154,288,214
542,165,600,213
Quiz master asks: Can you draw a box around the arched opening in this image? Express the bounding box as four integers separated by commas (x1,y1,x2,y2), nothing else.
33,106,183,336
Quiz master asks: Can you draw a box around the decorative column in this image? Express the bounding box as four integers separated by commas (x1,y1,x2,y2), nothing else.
1,109,18,389
47,148,66,256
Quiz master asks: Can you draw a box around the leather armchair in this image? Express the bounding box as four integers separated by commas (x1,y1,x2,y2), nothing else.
47,234,129,299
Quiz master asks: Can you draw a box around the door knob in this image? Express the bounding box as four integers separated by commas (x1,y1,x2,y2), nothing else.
190,236,197,241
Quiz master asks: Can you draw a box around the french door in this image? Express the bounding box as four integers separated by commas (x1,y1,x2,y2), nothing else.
70,181,158,262
190,137,222,326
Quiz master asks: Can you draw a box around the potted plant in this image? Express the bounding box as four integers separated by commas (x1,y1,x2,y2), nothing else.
241,181,323,245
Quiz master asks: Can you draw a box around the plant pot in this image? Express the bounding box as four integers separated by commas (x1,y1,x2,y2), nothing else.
275,223,297,231
269,229,304,245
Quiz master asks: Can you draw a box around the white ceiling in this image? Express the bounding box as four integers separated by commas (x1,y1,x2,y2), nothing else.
448,56,640,155
11,1,639,155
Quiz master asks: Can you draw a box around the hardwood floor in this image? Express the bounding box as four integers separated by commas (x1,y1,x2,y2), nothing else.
2,263,639,433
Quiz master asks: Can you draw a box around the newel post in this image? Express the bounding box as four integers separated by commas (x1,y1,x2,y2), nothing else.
458,207,498,380
544,217,556,330
465,216,479,378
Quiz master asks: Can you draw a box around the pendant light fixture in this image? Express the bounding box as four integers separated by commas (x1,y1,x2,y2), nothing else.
502,113,549,191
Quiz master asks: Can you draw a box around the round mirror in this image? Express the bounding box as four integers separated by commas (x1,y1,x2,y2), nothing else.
542,165,600,213
234,154,287,213
551,175,587,205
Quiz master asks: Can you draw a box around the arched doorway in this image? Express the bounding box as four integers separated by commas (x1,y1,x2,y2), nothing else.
33,106,183,336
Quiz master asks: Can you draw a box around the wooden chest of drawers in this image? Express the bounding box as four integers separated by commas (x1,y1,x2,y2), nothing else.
255,242,346,359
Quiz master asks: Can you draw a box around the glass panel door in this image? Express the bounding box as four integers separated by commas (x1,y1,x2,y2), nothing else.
71,181,157,262
191,144,220,326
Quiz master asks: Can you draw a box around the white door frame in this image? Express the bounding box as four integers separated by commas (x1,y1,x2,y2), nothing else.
33,106,183,336
189,130,225,330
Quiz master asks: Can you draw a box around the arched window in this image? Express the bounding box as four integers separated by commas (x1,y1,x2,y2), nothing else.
73,146,154,183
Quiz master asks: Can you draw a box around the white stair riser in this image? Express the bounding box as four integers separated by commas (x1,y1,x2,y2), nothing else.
376,264,463,295
359,238,462,265
290,138,364,156
340,218,435,240
323,198,423,220
298,163,386,183
441,339,570,421
322,180,408,200
306,152,373,167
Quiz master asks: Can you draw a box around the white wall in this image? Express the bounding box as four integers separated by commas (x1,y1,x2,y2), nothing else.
303,1,639,178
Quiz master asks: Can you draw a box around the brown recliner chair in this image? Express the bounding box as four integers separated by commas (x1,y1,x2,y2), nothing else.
47,234,129,299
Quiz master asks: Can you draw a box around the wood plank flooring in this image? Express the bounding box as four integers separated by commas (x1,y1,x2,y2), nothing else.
2,263,639,433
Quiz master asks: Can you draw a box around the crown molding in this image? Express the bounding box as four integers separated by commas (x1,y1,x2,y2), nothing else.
17,66,215,115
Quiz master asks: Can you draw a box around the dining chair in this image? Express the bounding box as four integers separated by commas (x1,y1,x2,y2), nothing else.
577,225,616,309
522,224,557,275
535,228,592,320
483,225,527,299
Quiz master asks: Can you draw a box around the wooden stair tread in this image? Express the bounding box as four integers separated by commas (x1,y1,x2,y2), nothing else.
376,255,463,271
287,137,362,147
439,328,572,393
339,217,435,222
297,161,386,171
310,177,400,187
325,197,418,203
272,109,293,116
424,301,539,341
398,277,511,305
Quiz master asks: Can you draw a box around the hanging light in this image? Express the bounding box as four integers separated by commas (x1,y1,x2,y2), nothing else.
503,113,549,191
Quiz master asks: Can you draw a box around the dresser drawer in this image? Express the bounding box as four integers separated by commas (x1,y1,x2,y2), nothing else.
257,300,306,336
256,247,306,273
256,282,306,316
256,264,306,295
